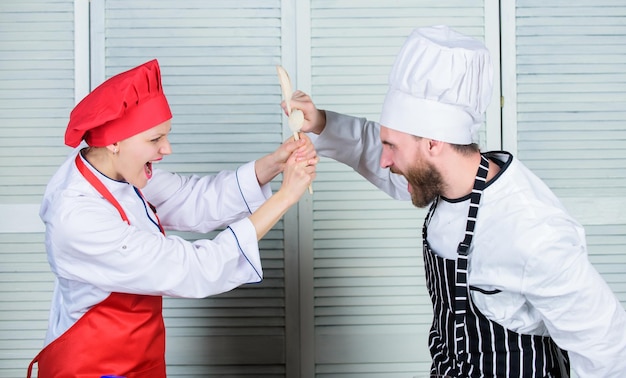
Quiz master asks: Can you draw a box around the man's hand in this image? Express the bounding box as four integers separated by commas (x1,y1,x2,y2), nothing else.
281,90,327,135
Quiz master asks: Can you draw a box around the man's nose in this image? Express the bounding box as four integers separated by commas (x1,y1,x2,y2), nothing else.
379,149,392,169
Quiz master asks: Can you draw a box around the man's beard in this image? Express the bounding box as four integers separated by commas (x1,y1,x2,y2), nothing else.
404,161,443,208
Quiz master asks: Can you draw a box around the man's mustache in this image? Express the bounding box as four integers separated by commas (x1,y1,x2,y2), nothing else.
389,166,404,176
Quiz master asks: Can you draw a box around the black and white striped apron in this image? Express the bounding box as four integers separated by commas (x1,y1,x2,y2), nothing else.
422,155,569,377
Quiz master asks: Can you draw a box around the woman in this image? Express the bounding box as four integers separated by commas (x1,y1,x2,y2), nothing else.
27,59,317,377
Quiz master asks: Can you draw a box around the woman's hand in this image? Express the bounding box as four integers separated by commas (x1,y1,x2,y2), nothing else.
255,132,317,186
276,147,318,205
248,144,318,240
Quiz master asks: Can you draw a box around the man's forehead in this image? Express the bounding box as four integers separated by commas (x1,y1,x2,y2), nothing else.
380,125,415,142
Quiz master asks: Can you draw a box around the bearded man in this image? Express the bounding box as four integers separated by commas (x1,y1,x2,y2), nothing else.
285,25,626,378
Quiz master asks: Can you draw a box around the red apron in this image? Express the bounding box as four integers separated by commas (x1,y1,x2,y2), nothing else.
27,154,167,377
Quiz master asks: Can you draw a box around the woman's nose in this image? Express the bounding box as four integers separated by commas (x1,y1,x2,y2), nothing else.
161,140,172,155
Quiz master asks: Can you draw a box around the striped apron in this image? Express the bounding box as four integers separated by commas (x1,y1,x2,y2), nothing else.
423,155,570,377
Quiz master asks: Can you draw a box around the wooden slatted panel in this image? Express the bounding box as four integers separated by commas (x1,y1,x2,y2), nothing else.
0,0,73,376
586,224,626,297
516,1,626,196
309,1,487,376
103,0,286,376
0,233,52,376
0,0,75,203
515,0,626,306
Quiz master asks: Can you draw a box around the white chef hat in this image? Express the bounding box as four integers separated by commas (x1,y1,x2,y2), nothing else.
379,25,493,145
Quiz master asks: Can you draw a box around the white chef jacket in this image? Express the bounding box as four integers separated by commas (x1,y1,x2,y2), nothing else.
310,110,626,378
40,145,270,346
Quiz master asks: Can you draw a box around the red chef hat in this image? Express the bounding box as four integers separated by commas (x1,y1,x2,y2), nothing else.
65,59,172,148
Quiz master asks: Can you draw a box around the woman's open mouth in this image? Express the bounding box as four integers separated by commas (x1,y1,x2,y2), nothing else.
145,161,153,179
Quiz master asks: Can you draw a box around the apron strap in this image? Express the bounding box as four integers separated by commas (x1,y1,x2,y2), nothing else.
454,155,489,358
75,153,130,225
27,354,37,378
133,187,165,235
75,153,164,235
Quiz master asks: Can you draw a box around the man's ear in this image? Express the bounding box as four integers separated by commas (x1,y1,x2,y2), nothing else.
426,139,445,156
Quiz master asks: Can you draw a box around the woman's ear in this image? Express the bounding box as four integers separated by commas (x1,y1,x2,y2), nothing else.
106,143,119,155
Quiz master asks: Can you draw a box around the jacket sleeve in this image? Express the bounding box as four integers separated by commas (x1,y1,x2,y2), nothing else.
309,110,411,201
520,216,626,378
142,161,272,233
49,194,263,299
